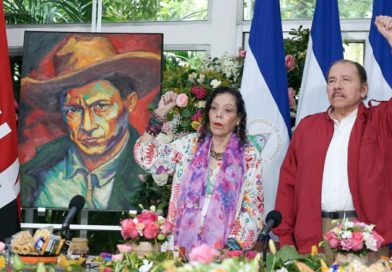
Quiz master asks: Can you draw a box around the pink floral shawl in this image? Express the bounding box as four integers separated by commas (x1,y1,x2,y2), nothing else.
174,133,245,253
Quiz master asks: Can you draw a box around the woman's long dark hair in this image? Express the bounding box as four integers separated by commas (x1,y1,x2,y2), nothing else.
198,87,248,147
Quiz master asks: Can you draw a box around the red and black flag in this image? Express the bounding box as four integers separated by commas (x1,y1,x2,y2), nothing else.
0,1,21,242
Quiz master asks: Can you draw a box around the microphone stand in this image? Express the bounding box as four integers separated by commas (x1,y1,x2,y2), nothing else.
63,227,72,241
258,233,270,265
59,227,72,256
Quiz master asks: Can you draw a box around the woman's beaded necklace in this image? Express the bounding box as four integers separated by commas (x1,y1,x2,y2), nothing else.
210,143,224,161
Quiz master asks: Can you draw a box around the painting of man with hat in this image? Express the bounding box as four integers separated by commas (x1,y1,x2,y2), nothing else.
18,32,162,210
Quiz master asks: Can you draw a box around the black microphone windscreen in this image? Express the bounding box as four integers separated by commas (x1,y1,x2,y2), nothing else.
265,210,282,228
69,195,85,211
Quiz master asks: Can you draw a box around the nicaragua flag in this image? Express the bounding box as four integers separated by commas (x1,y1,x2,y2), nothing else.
295,0,343,125
364,0,392,101
0,1,21,241
241,0,290,217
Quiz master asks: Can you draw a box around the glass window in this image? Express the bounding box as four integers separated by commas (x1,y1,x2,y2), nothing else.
102,0,208,23
343,41,365,65
4,0,208,24
4,0,92,24
244,0,372,21
242,32,365,77
338,0,372,19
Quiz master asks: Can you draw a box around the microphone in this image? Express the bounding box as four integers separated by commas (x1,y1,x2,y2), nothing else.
258,210,282,241
61,195,85,232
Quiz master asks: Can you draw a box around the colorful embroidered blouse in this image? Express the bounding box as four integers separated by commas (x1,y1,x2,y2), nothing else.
134,133,264,249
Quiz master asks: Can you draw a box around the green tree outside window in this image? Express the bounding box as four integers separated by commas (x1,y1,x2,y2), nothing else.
4,0,208,24
244,0,372,21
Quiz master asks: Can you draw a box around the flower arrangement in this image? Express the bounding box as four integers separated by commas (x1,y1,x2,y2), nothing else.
120,206,174,245
162,41,306,135
166,243,261,272
97,250,182,272
95,241,392,272
284,25,310,112
162,51,245,135
323,219,385,255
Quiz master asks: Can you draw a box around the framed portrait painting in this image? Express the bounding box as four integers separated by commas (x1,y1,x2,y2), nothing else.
18,31,163,211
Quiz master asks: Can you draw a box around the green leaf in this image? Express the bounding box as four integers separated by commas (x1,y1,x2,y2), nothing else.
181,108,192,118
276,245,301,262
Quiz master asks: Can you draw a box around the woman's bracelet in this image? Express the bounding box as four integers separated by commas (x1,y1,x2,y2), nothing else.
226,237,242,251
145,112,166,136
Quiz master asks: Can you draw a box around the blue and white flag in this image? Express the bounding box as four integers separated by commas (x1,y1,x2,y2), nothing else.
241,0,290,216
295,0,343,125
364,0,392,102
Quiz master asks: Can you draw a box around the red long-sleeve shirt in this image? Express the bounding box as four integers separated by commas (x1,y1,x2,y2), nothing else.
274,99,392,254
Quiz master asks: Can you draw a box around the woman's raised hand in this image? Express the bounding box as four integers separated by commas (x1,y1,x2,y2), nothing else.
155,91,178,119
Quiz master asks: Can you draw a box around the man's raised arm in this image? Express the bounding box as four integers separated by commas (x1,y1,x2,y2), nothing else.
375,15,392,48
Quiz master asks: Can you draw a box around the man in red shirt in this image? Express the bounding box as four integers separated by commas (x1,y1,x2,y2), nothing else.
274,15,392,259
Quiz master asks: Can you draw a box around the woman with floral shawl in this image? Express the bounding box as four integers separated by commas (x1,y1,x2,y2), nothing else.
134,87,264,253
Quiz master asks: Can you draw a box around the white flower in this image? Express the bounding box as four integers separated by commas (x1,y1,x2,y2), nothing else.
139,259,153,272
363,232,378,251
152,173,169,186
341,230,352,239
188,72,197,83
344,220,354,229
196,101,206,108
332,226,343,236
276,268,289,272
197,73,205,83
210,79,221,88
364,224,375,233
168,113,182,133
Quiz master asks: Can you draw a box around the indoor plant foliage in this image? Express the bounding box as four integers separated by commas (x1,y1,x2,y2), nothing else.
323,218,384,255
284,25,309,97
162,51,245,135
98,250,182,272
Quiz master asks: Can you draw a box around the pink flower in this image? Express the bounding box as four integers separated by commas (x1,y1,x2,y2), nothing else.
161,220,174,235
191,110,203,122
120,219,139,240
176,93,188,108
143,222,160,239
226,250,243,258
285,55,296,72
138,174,147,182
117,244,133,253
245,250,257,259
341,238,355,251
372,231,385,249
238,49,246,58
0,242,5,253
188,244,220,264
111,254,123,261
103,268,112,272
351,232,364,251
191,86,207,99
324,231,339,249
137,211,158,224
